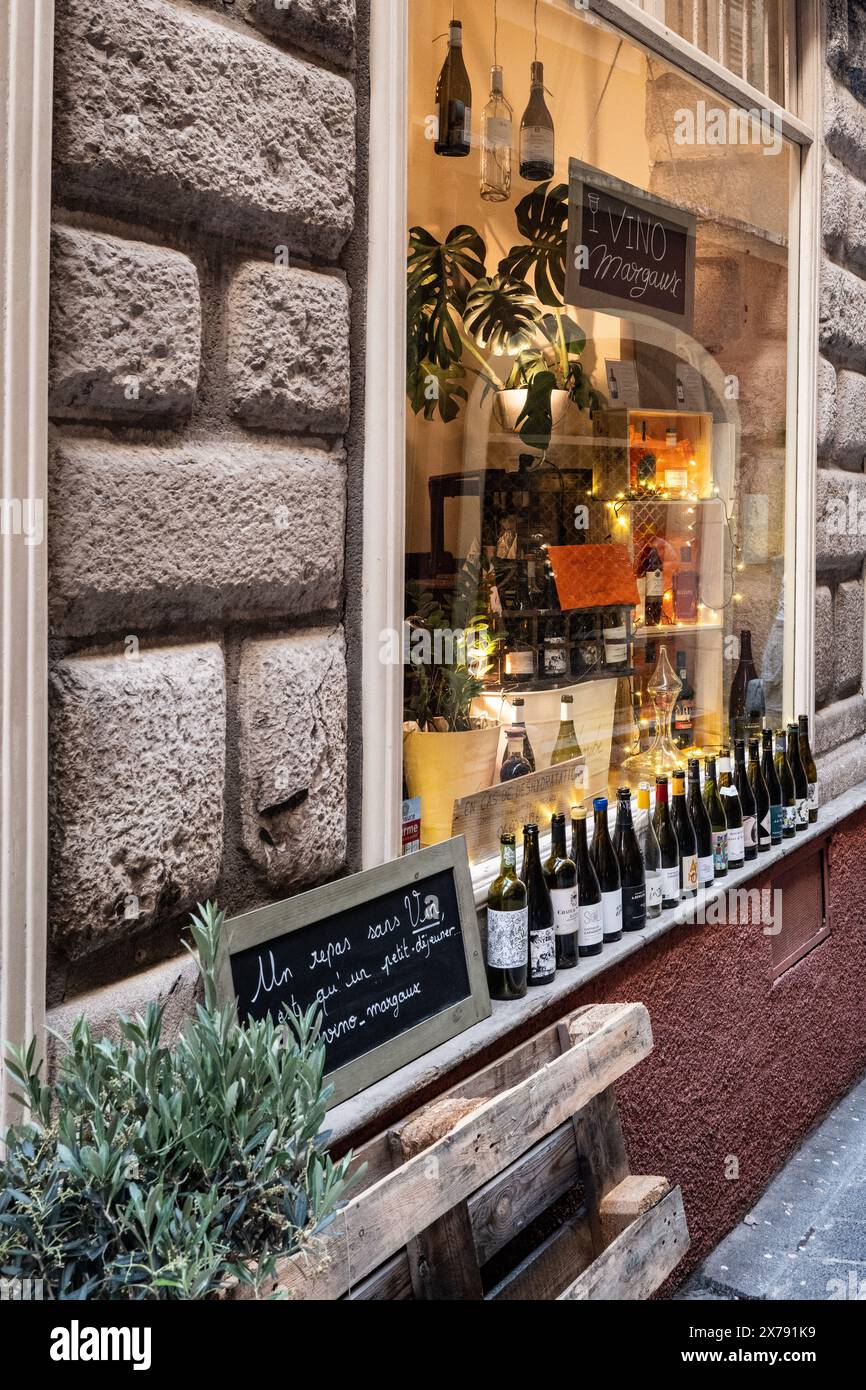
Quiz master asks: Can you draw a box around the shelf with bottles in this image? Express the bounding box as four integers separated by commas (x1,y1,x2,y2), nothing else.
492,604,636,693
592,408,714,503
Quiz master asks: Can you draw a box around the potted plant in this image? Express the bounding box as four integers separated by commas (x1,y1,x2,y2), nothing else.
403,564,502,846
406,181,604,451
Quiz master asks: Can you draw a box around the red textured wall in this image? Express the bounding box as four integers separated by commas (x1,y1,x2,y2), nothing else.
577,811,866,1282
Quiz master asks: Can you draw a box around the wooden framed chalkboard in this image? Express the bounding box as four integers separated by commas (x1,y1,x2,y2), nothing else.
216,838,491,1107
565,157,696,332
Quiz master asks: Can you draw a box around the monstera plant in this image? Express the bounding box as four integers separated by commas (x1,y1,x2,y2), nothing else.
407,182,603,449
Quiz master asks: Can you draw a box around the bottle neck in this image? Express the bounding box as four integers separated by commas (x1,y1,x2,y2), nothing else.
551,818,567,856
449,22,463,49
616,797,633,828
655,782,669,807
560,701,572,723
523,830,541,871
499,839,516,873
530,61,544,89
490,65,503,95
739,631,753,662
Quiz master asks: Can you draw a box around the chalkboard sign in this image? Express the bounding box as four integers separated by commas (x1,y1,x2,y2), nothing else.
565,157,695,331
216,838,490,1107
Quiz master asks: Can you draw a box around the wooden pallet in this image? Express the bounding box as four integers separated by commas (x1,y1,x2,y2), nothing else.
228,1002,689,1301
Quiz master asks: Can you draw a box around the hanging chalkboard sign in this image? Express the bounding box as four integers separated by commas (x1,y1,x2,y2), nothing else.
216,838,490,1107
565,157,695,332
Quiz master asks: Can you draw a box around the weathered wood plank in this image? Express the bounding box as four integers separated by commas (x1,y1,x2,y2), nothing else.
468,1121,579,1266
558,1186,689,1301
389,1122,484,1300
600,1175,671,1246
233,1001,653,1300
487,1210,595,1301
343,1253,413,1300
566,1078,630,1253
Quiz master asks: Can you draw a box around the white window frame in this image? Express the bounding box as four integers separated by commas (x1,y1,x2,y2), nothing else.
0,0,53,1127
363,0,821,870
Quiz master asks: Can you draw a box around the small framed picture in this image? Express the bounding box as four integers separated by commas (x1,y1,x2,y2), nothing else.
605,359,640,408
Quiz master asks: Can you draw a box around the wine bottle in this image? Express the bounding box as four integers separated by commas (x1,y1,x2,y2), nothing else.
703,756,728,878
718,754,744,869
652,775,681,908
748,737,771,853
613,788,646,933
799,714,819,824
521,823,555,985
774,731,796,839
671,769,698,897
434,20,472,157
519,60,554,181
499,726,532,782
511,696,536,771
636,784,662,918
672,650,696,751
729,630,759,742
543,813,579,970
551,694,581,764
762,729,784,845
571,806,603,956
637,544,664,627
481,65,512,202
687,758,715,888
787,723,809,832
486,833,528,1001
591,798,622,942
733,739,757,861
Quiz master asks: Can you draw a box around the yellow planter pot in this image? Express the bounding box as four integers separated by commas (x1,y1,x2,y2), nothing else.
403,727,501,848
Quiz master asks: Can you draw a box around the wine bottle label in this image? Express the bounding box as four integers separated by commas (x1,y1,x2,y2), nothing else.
661,865,680,903
463,106,472,142
680,853,698,892
809,780,819,812
621,883,646,932
712,829,728,871
601,889,622,936
550,886,579,937
636,576,647,622
507,652,535,675
487,907,528,970
604,638,628,664
727,826,745,863
796,798,809,828
521,126,554,161
484,116,512,149
529,928,555,979
770,804,784,839
646,568,663,598
743,815,756,850
646,871,662,910
578,901,603,948
698,854,715,887
784,805,796,832
758,811,772,845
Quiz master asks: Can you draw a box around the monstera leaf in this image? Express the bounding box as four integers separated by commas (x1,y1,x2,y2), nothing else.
515,368,558,450
463,275,542,355
407,224,486,369
498,182,569,307
407,356,469,423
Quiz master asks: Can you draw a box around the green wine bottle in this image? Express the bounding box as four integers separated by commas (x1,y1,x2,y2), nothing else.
486,833,528,1001
550,694,581,765
652,775,681,908
571,806,603,957
522,823,555,985
762,728,783,845
543,813,579,970
703,756,728,878
787,723,809,832
719,754,744,869
687,758,714,888
613,788,646,933
774,730,796,839
734,739,757,861
671,769,698,897
798,714,818,824
748,737,771,853
591,797,622,941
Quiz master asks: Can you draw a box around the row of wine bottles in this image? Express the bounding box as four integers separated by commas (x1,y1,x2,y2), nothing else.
486,717,819,1002
435,21,555,194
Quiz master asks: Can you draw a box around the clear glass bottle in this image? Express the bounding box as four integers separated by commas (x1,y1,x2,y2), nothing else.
481,65,512,202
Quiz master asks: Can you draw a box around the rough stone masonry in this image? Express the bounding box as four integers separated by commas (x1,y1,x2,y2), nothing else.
47,0,360,1007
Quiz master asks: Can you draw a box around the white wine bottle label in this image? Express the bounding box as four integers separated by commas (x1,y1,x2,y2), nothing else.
621,883,646,932
809,780,819,813
661,864,680,903
796,798,809,828
712,829,728,872
484,116,512,149
601,889,623,936
463,106,472,142
578,901,603,948
784,805,796,832
758,811,772,845
680,854,698,892
529,928,555,978
646,567,663,598
698,854,715,886
646,871,662,910
487,907,528,970
550,886,579,937
727,826,745,863
521,126,553,161
743,815,756,850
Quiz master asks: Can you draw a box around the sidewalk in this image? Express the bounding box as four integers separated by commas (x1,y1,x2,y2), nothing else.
675,1073,866,1301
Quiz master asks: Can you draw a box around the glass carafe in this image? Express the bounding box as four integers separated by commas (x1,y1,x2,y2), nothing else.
619,646,683,791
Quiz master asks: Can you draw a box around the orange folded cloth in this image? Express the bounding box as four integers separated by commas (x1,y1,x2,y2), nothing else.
548,544,639,610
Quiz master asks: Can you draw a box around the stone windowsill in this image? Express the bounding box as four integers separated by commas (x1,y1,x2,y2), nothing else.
326,781,866,1147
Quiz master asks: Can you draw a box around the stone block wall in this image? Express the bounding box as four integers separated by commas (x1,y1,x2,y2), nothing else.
47,0,365,1006
815,2,866,800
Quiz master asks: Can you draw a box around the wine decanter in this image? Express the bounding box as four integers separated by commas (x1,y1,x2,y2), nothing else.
620,646,684,791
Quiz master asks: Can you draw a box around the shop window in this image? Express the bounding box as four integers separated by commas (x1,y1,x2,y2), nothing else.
403,0,797,858
639,1,795,107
